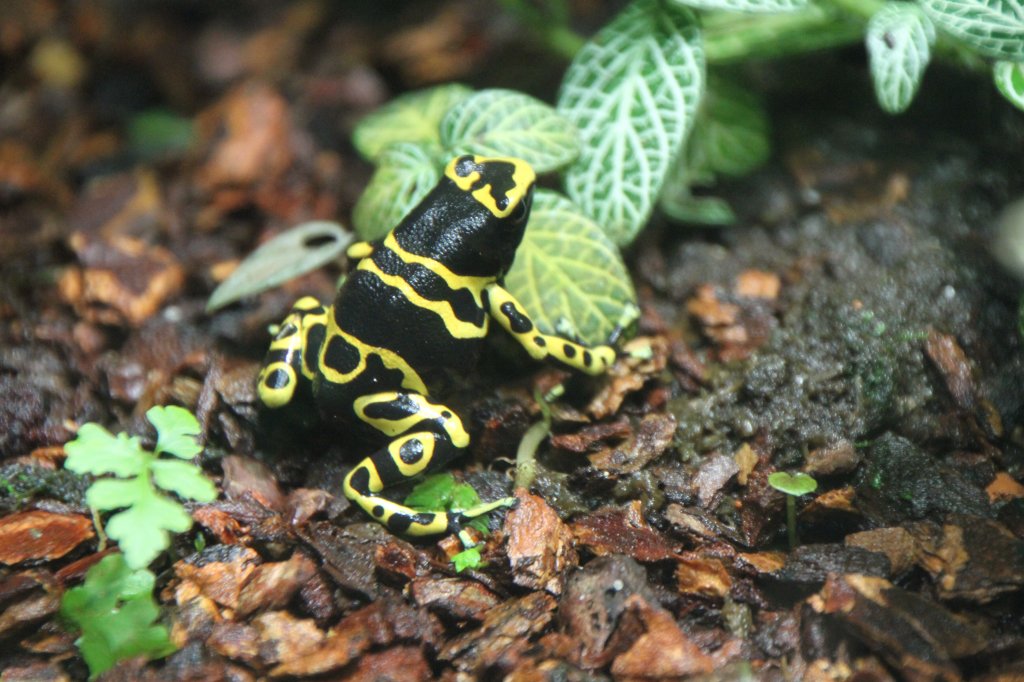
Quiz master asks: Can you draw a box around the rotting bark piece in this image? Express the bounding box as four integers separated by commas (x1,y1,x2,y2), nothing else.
675,554,732,599
550,416,632,454
924,329,1003,440
0,571,60,640
173,545,262,610
0,661,72,682
299,521,389,600
907,516,1024,603
812,573,987,681
557,555,656,669
610,595,713,680
235,552,318,617
571,501,682,563
194,82,294,203
693,453,740,508
252,610,326,667
854,433,991,524
59,231,185,327
409,577,501,623
773,544,890,586
505,489,578,595
845,527,916,576
0,511,93,565
374,536,433,584
222,454,285,513
207,621,260,666
587,413,676,475
586,336,668,420
191,505,246,546
344,645,432,682
804,440,861,477
438,591,557,674
270,598,441,677
67,169,163,240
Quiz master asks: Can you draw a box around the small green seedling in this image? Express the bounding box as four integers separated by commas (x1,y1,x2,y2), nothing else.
60,553,176,678
64,405,217,569
404,473,497,571
767,471,818,550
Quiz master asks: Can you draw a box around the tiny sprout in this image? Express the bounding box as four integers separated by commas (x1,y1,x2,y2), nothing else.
767,471,818,550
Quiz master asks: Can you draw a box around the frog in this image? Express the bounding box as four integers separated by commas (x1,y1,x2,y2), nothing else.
257,154,616,536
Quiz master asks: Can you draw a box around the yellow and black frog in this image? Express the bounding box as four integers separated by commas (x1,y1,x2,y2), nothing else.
257,154,616,536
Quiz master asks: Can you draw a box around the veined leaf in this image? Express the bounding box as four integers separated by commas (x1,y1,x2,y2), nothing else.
206,221,351,312
694,75,771,177
505,190,636,345
867,4,935,114
994,60,1024,110
668,0,809,13
440,89,579,172
353,142,441,241
558,0,705,245
918,0,1024,60
353,84,472,161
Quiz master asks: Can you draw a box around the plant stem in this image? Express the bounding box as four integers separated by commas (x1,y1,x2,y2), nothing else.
514,419,551,491
786,494,797,550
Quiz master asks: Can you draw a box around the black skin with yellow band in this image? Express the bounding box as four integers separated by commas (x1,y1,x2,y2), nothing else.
257,154,616,536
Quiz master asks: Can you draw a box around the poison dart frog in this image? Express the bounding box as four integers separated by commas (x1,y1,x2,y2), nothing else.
257,155,616,536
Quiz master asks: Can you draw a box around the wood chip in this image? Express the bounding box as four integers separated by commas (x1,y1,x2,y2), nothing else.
505,489,578,595
610,595,713,680
0,511,93,565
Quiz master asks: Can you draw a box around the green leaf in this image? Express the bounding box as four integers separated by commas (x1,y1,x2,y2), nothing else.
867,4,935,114
106,491,193,569
767,471,818,496
439,89,580,173
60,554,175,677
660,192,738,225
146,405,202,459
504,190,637,345
353,84,473,162
668,0,809,13
85,478,147,512
128,108,194,160
404,473,463,510
206,221,351,312
452,546,483,572
150,459,217,502
918,0,1024,60
65,425,145,478
353,143,441,241
694,75,771,177
558,0,705,245
994,60,1024,110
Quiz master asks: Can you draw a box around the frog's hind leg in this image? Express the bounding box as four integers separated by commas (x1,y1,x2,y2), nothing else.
343,391,514,536
257,296,327,409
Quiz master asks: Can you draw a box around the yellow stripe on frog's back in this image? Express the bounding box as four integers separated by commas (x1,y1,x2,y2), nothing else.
356,255,489,340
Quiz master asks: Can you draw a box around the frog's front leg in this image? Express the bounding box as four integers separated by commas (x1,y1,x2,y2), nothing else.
342,391,514,536
485,284,616,375
257,296,328,409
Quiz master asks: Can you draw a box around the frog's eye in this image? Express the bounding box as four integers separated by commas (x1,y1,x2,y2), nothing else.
454,156,477,177
509,199,528,222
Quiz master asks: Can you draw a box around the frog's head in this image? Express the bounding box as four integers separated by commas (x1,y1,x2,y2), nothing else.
396,155,536,277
